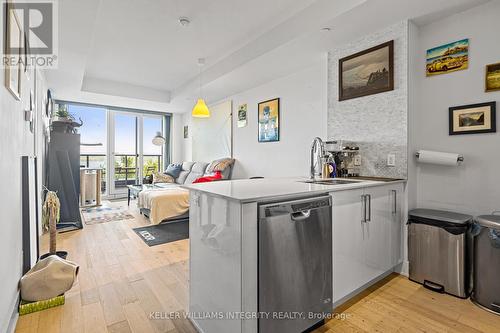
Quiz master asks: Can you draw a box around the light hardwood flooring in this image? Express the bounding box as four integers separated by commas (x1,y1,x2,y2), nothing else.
15,200,500,333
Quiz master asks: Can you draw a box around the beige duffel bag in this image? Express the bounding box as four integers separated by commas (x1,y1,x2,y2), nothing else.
20,255,79,302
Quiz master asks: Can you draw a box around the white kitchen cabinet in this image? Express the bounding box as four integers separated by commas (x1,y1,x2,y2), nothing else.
332,183,404,304
331,188,367,304
189,191,243,333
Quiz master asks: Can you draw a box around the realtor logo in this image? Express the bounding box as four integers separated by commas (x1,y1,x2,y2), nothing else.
3,0,58,68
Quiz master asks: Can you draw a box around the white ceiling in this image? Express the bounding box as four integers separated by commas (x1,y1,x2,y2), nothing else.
45,0,490,113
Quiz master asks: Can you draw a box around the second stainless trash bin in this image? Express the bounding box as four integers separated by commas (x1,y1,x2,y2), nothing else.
472,215,500,314
408,209,472,298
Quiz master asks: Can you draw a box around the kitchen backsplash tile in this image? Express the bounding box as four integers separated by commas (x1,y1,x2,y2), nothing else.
327,21,408,179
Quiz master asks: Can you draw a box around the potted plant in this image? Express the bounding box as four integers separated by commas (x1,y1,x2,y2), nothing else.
51,104,83,133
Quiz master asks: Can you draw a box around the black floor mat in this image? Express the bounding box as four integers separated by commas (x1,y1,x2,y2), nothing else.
133,219,189,246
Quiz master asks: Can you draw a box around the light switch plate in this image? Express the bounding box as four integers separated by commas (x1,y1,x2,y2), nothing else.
387,154,396,166
354,155,361,166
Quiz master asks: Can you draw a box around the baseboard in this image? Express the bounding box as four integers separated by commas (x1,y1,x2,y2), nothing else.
332,269,395,309
5,294,19,333
394,260,409,277
188,317,203,333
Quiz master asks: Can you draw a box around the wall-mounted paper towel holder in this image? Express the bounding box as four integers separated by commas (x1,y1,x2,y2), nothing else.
415,152,464,162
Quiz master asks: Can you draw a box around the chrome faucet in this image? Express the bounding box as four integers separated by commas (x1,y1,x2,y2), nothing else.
310,137,325,179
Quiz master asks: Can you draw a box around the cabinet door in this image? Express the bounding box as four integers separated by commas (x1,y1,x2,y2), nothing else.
365,184,404,274
389,184,404,267
364,185,393,280
332,189,367,303
189,192,243,333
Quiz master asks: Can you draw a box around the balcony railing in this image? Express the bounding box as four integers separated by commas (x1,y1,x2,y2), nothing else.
80,154,161,191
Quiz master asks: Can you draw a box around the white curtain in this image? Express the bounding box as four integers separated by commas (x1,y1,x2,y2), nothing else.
192,100,232,162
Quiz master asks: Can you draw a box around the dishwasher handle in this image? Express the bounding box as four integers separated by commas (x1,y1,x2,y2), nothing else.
291,210,311,221
260,196,331,218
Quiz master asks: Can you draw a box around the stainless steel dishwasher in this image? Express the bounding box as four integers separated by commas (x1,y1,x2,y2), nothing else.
259,195,332,333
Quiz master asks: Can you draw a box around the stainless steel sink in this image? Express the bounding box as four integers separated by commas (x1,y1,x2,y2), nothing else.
300,179,358,185
347,176,404,182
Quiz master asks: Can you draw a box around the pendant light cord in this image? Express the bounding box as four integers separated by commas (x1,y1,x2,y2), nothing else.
198,59,204,100
199,64,202,99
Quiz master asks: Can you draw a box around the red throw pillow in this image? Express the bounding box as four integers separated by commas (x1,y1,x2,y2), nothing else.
193,171,222,184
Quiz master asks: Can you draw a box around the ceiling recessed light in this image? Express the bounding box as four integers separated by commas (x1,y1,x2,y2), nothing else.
321,27,332,32
179,17,190,27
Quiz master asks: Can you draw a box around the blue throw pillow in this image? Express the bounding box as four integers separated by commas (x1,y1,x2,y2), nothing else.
165,163,182,178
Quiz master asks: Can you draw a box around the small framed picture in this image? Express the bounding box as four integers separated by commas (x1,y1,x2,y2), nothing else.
449,102,496,135
485,62,500,92
4,2,22,100
426,39,469,76
258,98,280,142
237,104,247,128
183,125,188,139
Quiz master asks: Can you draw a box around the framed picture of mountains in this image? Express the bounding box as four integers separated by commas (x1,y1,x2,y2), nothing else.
339,40,394,101
426,39,469,76
449,101,496,135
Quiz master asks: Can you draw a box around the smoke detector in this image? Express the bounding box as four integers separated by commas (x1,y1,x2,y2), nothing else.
179,17,190,27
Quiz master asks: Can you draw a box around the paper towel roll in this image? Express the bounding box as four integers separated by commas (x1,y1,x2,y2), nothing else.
416,150,462,166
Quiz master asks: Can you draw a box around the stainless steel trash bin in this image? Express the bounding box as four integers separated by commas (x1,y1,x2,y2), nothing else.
472,215,500,314
408,209,472,298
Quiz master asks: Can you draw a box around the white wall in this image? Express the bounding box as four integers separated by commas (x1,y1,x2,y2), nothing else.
192,100,232,163
170,113,185,164
1,41,48,333
178,59,327,179
413,1,500,215
180,114,193,162
226,60,327,179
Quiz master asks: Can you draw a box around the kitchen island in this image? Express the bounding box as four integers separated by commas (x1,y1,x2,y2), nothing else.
181,177,406,333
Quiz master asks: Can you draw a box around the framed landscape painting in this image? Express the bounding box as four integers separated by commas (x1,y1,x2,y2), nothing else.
258,98,279,142
485,62,500,92
449,102,496,135
339,40,394,101
426,39,469,76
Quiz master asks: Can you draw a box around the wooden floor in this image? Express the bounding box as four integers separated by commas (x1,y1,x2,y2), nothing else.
15,200,500,333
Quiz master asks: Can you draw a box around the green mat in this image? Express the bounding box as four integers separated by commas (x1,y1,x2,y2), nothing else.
19,295,65,315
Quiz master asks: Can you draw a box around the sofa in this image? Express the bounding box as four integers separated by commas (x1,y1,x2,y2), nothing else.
137,159,234,225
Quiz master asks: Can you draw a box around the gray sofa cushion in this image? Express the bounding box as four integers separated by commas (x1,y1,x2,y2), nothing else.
165,163,182,178
184,162,209,184
175,162,195,184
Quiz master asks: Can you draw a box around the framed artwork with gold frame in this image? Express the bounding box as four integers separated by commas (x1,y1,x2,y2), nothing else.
485,62,500,92
449,102,496,135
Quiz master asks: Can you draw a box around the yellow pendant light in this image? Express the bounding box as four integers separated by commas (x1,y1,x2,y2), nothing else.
192,58,210,118
192,99,210,118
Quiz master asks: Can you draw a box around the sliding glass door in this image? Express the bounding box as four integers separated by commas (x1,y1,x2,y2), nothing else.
69,104,107,194
108,111,165,196
142,116,163,179
109,112,138,195
56,101,168,198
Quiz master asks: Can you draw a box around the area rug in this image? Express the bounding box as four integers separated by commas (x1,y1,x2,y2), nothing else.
81,205,135,225
133,219,189,246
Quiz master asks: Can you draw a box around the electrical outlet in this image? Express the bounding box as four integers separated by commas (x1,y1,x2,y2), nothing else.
387,154,396,166
354,155,361,166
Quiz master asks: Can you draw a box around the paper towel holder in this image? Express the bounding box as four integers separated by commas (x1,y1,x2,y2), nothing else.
415,152,464,162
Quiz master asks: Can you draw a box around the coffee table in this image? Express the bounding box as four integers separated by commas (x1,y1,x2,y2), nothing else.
127,184,157,206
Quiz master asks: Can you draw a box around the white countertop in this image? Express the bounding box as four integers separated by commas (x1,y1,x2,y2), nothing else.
181,177,406,203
